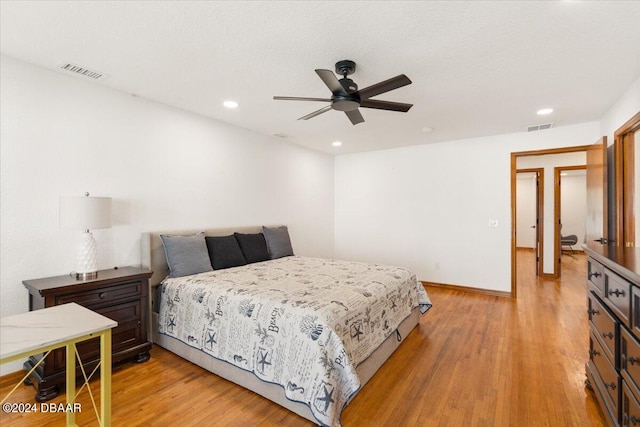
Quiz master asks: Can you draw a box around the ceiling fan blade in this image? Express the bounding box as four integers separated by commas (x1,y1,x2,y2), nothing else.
359,99,413,112
273,96,331,102
315,69,347,95
345,109,364,125
298,105,333,120
357,74,412,100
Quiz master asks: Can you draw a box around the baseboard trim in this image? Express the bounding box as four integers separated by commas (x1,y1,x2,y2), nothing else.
541,273,557,279
421,281,512,298
0,369,23,382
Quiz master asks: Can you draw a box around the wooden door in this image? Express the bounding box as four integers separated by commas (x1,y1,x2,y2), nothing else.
535,172,543,276
586,137,608,244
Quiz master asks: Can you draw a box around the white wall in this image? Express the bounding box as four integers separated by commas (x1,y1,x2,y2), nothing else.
0,56,335,373
560,173,587,251
516,174,536,248
600,76,640,142
334,122,600,292
517,152,586,273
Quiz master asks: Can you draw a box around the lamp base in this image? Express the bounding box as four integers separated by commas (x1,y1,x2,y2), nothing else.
76,271,98,280
76,230,98,280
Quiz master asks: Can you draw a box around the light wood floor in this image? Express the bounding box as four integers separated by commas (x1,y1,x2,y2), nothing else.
0,250,605,426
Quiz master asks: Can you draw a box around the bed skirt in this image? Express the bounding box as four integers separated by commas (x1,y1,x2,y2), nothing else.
151,307,420,425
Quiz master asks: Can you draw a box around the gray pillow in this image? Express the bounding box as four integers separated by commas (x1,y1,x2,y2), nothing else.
160,232,213,278
262,226,294,259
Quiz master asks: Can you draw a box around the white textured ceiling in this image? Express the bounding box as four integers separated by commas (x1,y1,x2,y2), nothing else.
1,1,639,155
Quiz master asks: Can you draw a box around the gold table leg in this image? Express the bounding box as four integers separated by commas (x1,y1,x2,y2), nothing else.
101,329,112,427
66,343,77,426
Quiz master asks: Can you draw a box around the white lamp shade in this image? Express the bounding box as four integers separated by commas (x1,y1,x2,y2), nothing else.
60,196,112,230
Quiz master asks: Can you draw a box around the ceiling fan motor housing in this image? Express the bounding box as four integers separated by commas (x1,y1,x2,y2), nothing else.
340,78,358,93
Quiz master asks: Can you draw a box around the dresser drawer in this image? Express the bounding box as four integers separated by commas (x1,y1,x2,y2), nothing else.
589,258,606,297
590,292,619,365
632,287,640,340
606,269,632,327
623,381,640,427
591,332,620,418
55,281,142,308
622,327,640,401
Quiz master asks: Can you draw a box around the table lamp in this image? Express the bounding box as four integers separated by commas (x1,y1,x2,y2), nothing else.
60,192,112,280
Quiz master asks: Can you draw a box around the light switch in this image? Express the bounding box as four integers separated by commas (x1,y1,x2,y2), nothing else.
488,219,498,228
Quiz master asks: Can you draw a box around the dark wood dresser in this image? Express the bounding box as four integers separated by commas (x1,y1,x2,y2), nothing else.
585,245,640,426
22,266,152,402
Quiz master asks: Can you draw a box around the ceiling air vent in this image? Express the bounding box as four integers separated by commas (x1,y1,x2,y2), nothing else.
527,123,554,132
58,62,107,80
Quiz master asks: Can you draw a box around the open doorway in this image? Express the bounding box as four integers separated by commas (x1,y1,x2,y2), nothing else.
554,165,587,277
511,139,607,297
516,169,544,276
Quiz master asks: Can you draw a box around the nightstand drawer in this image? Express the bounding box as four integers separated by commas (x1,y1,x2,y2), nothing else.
52,300,144,371
589,292,618,365
56,280,142,307
53,321,144,371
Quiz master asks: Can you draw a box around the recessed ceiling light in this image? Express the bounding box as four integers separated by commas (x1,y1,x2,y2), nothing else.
223,100,238,109
537,108,553,115
332,141,342,147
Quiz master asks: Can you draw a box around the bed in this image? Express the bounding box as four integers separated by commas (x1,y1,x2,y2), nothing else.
141,226,431,426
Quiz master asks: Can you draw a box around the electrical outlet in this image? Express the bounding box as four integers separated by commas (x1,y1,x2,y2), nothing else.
434,262,440,270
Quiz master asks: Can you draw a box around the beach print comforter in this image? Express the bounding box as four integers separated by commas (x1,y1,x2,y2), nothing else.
158,256,432,426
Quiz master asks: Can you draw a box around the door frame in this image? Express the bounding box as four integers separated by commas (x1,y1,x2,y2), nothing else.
553,165,586,278
510,145,591,298
516,168,544,277
614,111,640,247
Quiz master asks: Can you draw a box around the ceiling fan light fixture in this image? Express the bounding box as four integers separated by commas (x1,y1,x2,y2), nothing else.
223,100,239,109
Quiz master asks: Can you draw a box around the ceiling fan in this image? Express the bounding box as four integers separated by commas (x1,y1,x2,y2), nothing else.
273,60,413,125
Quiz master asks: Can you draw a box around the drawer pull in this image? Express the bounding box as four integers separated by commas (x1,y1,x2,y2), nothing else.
604,381,617,390
99,292,106,299
626,414,640,426
602,332,614,339
629,356,640,365
609,289,625,297
587,308,598,315
589,349,599,358
589,271,602,279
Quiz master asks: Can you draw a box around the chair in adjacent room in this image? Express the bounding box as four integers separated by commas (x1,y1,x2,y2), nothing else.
561,233,579,254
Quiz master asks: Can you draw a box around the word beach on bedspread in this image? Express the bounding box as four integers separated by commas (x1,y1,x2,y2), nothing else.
158,256,431,426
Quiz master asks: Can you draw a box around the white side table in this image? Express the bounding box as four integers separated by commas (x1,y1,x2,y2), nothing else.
1,302,117,426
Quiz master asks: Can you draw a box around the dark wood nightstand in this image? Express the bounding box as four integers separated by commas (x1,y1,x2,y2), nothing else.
22,266,152,402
